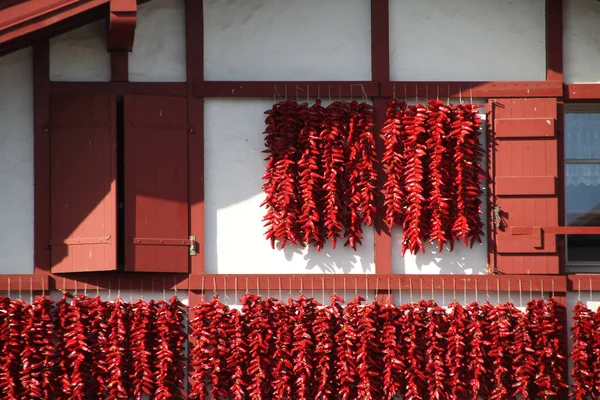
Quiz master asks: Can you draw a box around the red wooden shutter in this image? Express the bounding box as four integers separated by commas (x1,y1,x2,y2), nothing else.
124,95,189,272
50,93,117,272
491,97,560,274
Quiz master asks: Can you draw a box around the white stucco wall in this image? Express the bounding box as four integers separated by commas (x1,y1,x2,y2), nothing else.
0,48,33,274
129,0,186,82
50,20,110,82
564,0,600,83
389,0,546,81
204,98,376,274
203,0,371,81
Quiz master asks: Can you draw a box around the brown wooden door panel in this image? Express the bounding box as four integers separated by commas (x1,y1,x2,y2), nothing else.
491,98,560,273
124,95,189,273
50,94,116,272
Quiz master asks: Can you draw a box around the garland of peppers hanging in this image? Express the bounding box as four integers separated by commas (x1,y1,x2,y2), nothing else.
186,294,567,399
382,99,486,254
262,99,378,251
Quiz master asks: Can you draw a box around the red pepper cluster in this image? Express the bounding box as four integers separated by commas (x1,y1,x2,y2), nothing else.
571,300,600,399
0,292,186,399
189,294,567,399
383,99,486,254
262,99,378,251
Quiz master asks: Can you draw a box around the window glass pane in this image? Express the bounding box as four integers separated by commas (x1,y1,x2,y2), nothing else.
566,164,600,225
567,235,600,262
566,163,600,263
565,113,600,159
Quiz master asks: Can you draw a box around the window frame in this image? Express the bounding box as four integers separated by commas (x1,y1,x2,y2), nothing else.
564,103,600,272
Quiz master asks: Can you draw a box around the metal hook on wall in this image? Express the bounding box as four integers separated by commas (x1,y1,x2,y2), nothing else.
7,277,10,299
591,278,593,302
442,278,445,306
496,279,500,305
519,279,523,308
419,278,423,301
409,278,413,304
463,279,467,305
29,277,33,305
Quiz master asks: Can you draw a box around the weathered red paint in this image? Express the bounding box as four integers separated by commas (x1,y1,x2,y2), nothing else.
124,95,189,273
49,93,117,272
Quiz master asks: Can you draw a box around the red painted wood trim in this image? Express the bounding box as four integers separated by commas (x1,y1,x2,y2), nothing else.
495,118,556,138
186,0,204,275
194,81,380,98
110,50,128,82
371,0,389,82
49,273,189,291
373,98,392,274
187,274,567,293
568,275,600,292
33,41,50,276
486,101,497,274
495,176,556,196
511,226,600,235
565,84,600,100
545,0,563,82
108,0,136,51
0,0,109,44
381,81,563,99
370,0,392,274
49,81,187,96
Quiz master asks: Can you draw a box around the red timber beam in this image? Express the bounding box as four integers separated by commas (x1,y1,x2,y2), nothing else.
108,0,136,51
0,0,109,50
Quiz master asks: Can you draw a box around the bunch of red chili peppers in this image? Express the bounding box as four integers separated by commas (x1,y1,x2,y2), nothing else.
570,301,600,399
262,99,378,251
382,99,486,254
190,293,567,400
0,291,186,399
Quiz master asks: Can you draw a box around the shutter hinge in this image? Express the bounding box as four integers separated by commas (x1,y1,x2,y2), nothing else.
189,235,198,256
493,205,504,230
43,124,50,133
188,126,195,134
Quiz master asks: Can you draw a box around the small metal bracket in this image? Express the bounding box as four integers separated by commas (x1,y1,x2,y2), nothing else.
189,235,198,256
493,205,503,230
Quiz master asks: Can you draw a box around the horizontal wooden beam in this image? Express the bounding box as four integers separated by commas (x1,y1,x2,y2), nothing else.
495,176,556,196
49,82,187,96
568,275,600,292
565,84,600,100
194,81,380,98
188,274,567,293
0,274,569,294
381,81,563,99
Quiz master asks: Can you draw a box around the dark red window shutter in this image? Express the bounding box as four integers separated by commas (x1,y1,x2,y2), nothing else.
50,94,117,272
490,97,559,274
124,95,189,272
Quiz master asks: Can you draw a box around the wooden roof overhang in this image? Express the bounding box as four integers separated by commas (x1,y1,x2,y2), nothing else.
0,0,138,57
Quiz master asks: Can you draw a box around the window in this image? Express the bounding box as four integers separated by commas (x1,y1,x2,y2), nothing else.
565,105,600,270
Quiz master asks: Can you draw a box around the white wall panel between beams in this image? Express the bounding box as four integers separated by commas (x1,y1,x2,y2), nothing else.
204,99,375,274
391,105,488,275
49,20,110,82
203,0,371,81
389,0,546,81
0,48,33,274
564,0,600,83
129,0,186,82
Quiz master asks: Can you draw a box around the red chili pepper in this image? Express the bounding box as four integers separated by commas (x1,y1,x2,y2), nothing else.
425,300,448,399
313,295,343,400
571,301,594,399
130,298,157,400
383,99,406,228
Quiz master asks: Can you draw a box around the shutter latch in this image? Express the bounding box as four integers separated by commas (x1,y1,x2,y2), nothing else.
493,206,504,230
189,235,198,256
